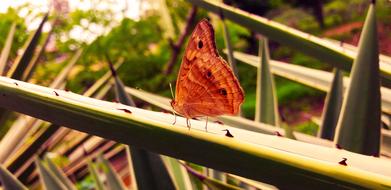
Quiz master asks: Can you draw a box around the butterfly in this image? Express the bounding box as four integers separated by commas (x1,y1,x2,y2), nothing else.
170,19,245,130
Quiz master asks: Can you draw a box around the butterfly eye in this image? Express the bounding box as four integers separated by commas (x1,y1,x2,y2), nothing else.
219,88,227,96
198,40,203,49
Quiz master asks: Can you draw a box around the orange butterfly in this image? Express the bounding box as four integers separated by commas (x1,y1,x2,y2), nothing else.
171,19,244,130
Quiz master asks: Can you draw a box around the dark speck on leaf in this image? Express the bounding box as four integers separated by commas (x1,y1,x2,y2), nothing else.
275,131,283,137
339,158,347,166
336,144,342,149
54,91,59,96
117,108,132,114
214,120,224,125
112,99,119,103
222,129,233,138
14,82,18,86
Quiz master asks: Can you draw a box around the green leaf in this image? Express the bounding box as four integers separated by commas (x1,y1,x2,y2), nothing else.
228,174,278,190
334,3,381,156
124,86,391,157
6,13,48,81
108,55,175,190
220,19,238,79
35,158,68,190
0,23,16,75
5,124,59,173
97,155,127,190
0,165,28,190
162,156,193,190
255,38,279,126
107,55,135,106
182,163,243,190
44,156,76,190
226,50,391,115
0,77,391,189
0,50,81,163
0,14,49,132
4,62,115,173
84,58,124,97
157,0,175,39
318,69,343,140
187,0,391,87
87,161,105,190
21,28,53,81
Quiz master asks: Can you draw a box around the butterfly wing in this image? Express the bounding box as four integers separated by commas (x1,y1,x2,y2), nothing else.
173,19,244,118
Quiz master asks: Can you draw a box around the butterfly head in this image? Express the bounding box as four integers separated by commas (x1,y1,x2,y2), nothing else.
170,99,176,107
170,99,182,117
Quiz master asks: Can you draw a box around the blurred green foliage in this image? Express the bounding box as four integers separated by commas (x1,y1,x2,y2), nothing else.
0,8,28,61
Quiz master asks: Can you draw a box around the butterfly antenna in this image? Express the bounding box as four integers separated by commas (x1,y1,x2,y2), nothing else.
169,83,175,99
169,83,177,125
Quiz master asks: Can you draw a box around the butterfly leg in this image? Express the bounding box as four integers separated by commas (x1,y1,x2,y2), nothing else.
172,112,177,125
186,118,191,130
205,117,208,131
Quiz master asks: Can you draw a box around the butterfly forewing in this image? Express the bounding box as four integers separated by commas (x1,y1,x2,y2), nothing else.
173,19,244,118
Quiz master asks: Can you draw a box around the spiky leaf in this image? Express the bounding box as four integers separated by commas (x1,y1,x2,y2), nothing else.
334,3,381,156
255,38,279,126
318,69,343,140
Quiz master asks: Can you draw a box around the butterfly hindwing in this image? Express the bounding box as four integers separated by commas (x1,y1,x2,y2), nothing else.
185,56,244,117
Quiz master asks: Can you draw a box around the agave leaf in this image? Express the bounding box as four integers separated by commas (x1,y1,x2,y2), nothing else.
125,146,175,190
220,19,239,79
318,69,343,140
35,158,68,190
3,64,115,175
0,108,12,138
125,87,327,143
334,3,381,156
97,155,127,190
0,115,37,163
0,23,17,75
207,168,226,184
124,86,391,157
0,14,49,131
322,37,391,72
106,55,135,106
161,156,193,190
5,82,110,177
87,161,105,190
0,165,28,190
255,38,279,126
125,147,139,190
0,50,81,163
187,0,391,87
226,50,391,115
107,55,175,190
44,156,76,190
21,27,54,81
5,124,59,173
157,0,175,39
1,77,391,189
6,13,48,81
228,174,277,190
181,163,242,190
84,57,124,97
